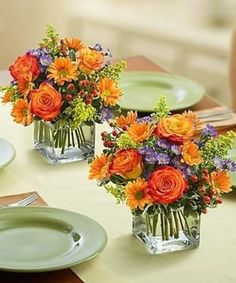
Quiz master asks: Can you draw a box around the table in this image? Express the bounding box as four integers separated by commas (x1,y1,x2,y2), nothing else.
0,56,235,283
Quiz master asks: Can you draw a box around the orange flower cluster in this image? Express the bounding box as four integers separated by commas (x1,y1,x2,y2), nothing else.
89,108,234,213
1,26,124,127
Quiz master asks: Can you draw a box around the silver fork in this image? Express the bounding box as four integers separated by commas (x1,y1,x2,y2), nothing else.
0,193,38,208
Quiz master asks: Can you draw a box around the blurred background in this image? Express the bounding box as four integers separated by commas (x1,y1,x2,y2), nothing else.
1,0,236,107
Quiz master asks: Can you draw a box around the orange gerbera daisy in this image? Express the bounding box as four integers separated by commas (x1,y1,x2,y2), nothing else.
98,78,121,107
210,171,232,194
183,110,202,128
17,73,34,98
88,154,111,181
11,99,33,126
125,177,153,210
1,91,13,103
64,38,84,51
182,141,202,165
127,122,153,142
47,57,78,85
115,111,137,128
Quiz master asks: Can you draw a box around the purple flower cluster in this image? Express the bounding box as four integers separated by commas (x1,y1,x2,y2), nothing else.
28,48,53,71
93,43,112,57
156,139,170,150
202,124,218,137
99,107,112,122
137,116,152,123
139,146,170,165
214,156,236,171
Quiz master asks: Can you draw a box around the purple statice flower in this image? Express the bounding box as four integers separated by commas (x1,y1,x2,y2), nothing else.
171,144,181,155
156,153,170,165
156,139,171,150
224,159,236,172
99,107,113,122
213,156,224,169
202,124,218,137
137,116,152,123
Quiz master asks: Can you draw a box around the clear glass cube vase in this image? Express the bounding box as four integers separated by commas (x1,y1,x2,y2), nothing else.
132,208,200,255
34,120,95,164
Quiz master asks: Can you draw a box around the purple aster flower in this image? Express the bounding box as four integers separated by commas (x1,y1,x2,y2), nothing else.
202,124,217,137
39,54,53,66
99,107,113,122
181,164,195,178
224,159,236,172
171,156,182,168
137,116,152,123
104,48,112,57
28,48,41,57
93,43,103,52
171,144,181,155
213,156,224,169
156,153,170,165
156,139,170,150
139,147,159,164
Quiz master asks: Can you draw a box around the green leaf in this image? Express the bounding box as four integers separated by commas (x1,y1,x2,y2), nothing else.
110,174,126,185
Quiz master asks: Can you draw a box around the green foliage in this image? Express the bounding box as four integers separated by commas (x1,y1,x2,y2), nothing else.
40,25,60,55
0,85,21,103
104,183,126,204
99,61,127,83
116,133,139,149
153,95,170,118
202,131,236,162
64,98,96,129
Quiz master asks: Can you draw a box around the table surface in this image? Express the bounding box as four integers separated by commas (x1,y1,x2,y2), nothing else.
0,56,236,283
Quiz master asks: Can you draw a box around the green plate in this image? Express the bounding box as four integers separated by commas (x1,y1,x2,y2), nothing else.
0,138,15,169
0,207,107,272
119,71,205,112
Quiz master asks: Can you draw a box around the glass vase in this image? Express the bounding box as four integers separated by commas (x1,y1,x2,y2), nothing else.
132,208,200,255
34,120,95,164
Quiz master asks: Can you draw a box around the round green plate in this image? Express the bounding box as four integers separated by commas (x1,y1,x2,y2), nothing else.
0,138,15,169
119,71,205,112
0,207,107,272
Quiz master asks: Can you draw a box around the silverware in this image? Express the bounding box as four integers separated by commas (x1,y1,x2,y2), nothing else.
0,193,38,208
201,114,233,123
198,109,233,119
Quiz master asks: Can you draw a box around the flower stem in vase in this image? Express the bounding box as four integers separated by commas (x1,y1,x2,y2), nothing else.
173,211,179,239
34,120,95,164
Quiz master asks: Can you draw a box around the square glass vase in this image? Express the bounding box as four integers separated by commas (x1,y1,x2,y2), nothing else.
132,208,200,255
34,120,95,164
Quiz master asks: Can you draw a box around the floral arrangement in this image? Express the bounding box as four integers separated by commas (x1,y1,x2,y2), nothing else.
0,26,126,156
89,97,236,242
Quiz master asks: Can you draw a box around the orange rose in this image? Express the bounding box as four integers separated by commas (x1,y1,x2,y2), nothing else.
30,83,62,121
79,47,104,74
109,149,143,179
9,54,40,82
148,166,188,204
154,114,195,144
